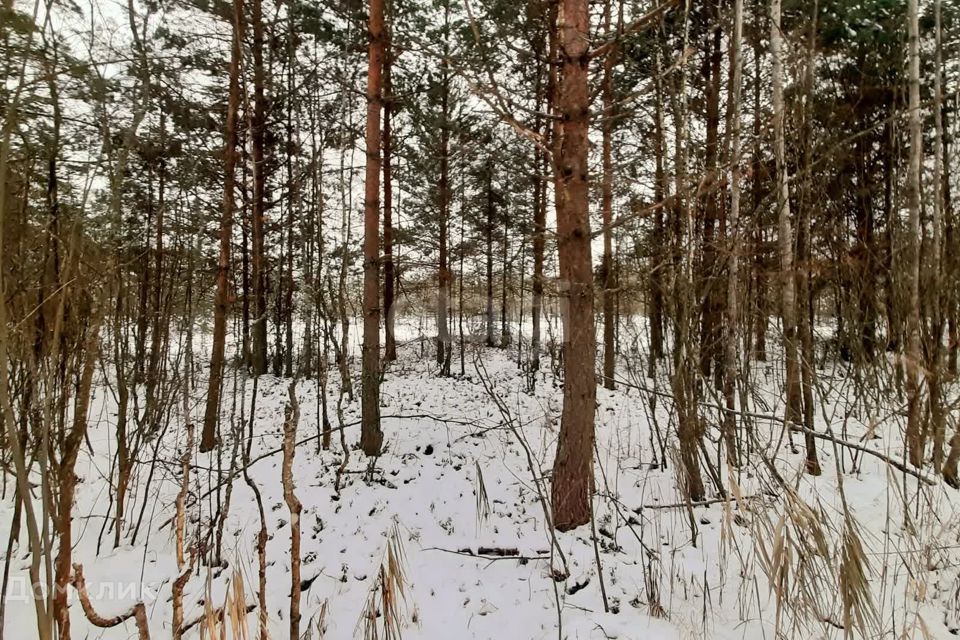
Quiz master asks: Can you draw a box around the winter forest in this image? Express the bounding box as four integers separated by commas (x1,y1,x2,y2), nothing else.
3,0,960,637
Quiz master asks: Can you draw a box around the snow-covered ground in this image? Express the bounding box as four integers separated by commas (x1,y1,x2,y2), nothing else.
3,321,960,639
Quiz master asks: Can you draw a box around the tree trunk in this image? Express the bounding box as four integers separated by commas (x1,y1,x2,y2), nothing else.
945,100,957,375
54,321,101,640
201,0,243,453
437,9,452,374
699,0,722,385
283,23,297,379
486,166,496,348
600,0,615,390
360,0,385,456
251,0,269,375
241,135,251,367
723,0,744,467
281,382,302,638
905,0,924,468
146,111,166,417
648,47,666,377
551,0,597,531
530,9,548,372
852,131,877,362
113,287,132,545
459,173,466,375
671,1,705,503
772,0,818,473
929,0,946,473
500,218,510,347
883,115,901,360
796,0,821,475
751,3,767,362
383,32,397,362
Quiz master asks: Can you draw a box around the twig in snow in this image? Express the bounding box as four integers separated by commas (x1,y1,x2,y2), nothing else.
70,564,150,639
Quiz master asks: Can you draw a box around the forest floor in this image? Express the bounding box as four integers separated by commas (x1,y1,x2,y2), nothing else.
4,328,960,639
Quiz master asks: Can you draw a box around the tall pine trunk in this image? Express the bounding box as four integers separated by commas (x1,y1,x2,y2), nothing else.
648,46,666,378
436,6,452,374
751,4,767,362
360,0,385,456
699,0,722,385
551,0,597,531
201,0,243,452
599,0,615,390
500,218,510,347
796,0,821,475
250,0,269,375
722,0,744,467
929,0,947,473
486,166,496,347
905,0,923,468
383,31,397,362
772,0,818,474
530,7,548,372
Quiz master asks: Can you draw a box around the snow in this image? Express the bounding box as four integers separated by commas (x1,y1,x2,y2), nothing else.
3,324,960,639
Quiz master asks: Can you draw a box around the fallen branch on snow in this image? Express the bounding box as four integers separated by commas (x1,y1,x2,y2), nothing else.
424,546,550,562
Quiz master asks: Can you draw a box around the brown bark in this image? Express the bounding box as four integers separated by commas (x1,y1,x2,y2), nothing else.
946,101,957,375
905,0,923,468
648,46,666,377
929,0,946,473
671,2,705,503
241,137,251,367
175,423,194,569
723,0,744,467
751,3,767,362
201,0,244,452
551,0,597,531
250,0,268,375
698,0,723,384
71,564,150,640
437,7,452,374
530,5,549,372
772,0,818,473
146,112,166,418
883,115,900,359
547,0,563,229
281,382,302,638
500,218,510,347
171,556,193,640
459,174,467,375
383,32,397,362
797,0,821,475
113,284,132,547
486,166,496,347
361,0,385,456
283,21,297,379
172,418,194,639
852,133,878,361
54,319,102,640
600,0,616,390
944,431,960,488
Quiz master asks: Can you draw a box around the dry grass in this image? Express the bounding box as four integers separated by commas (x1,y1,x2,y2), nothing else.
838,516,877,637
358,524,410,640
751,483,878,639
644,556,667,619
474,461,491,532
200,568,252,640
310,599,329,638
